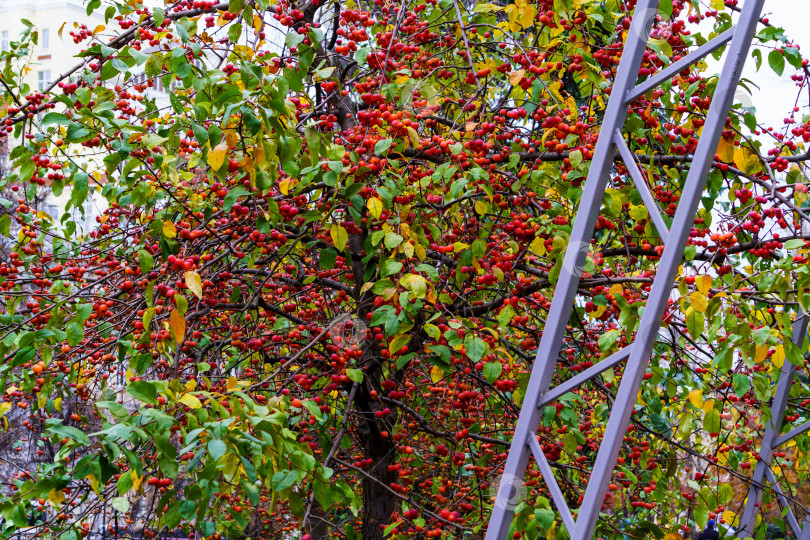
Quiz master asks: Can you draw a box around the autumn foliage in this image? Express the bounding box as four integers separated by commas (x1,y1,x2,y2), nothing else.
0,0,808,539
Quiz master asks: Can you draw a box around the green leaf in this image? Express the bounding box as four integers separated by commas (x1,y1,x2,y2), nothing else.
75,303,93,323
153,7,165,26
223,187,250,212
693,502,708,529
384,232,404,249
732,373,750,397
703,407,720,434
374,138,393,155
112,497,130,512
346,368,364,383
482,361,502,383
768,49,785,76
464,334,486,363
208,439,226,461
319,248,337,270
137,250,154,273
41,112,71,125
427,344,451,368
685,307,704,340
535,508,555,531
45,419,90,446
752,373,771,402
127,381,157,404
752,326,770,346
598,329,620,351
255,169,273,191
272,469,298,491
116,471,133,495
66,322,84,346
372,279,396,294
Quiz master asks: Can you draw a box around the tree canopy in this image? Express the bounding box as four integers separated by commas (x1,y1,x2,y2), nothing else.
0,0,808,539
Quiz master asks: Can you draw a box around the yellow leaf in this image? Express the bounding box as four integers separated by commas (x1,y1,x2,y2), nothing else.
48,489,65,508
185,270,203,299
91,474,103,494
509,69,525,86
755,344,769,364
130,470,142,492
474,200,488,215
689,291,708,313
389,334,411,354
723,510,739,527
279,179,290,195
403,242,414,259
519,4,537,28
414,243,426,261
162,221,177,238
395,75,410,84
179,393,202,409
688,389,703,409
331,224,348,251
404,127,420,148
92,25,105,35
227,376,238,391
609,283,623,295
401,274,427,298
208,143,228,171
169,309,186,343
530,236,546,256
368,197,383,219
695,275,712,294
548,81,564,103
360,282,374,295
733,146,763,176
225,130,239,149
58,22,66,40
465,121,479,132
702,399,715,413
773,344,785,369
716,137,735,163
430,365,444,383
0,403,10,417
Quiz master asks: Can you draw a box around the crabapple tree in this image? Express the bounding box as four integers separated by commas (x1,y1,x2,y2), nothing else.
0,0,808,539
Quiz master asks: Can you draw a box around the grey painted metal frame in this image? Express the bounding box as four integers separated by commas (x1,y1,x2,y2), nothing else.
485,1,766,538
736,315,810,538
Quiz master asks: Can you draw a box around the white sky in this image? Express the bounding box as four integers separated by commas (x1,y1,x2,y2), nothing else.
736,4,810,128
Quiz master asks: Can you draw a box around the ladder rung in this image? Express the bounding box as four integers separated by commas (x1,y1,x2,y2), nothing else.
613,131,670,242
625,27,735,104
773,419,810,448
527,435,576,533
539,346,632,407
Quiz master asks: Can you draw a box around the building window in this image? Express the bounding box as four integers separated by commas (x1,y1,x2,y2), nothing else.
38,70,51,91
41,28,49,50
1,31,8,52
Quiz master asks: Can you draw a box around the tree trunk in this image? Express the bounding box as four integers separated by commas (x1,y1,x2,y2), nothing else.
361,437,398,540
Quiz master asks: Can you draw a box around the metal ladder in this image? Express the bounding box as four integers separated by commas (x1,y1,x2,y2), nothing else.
481,0,810,538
